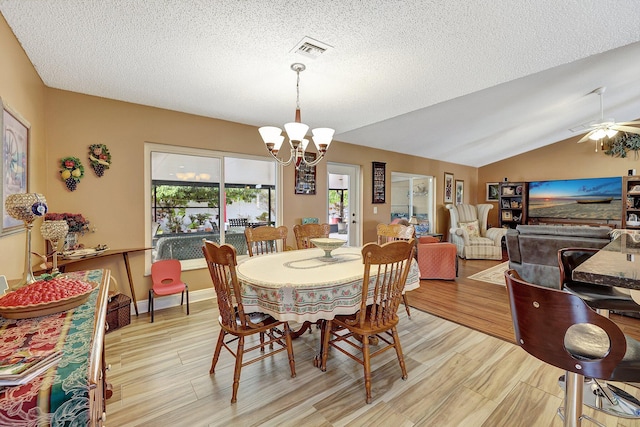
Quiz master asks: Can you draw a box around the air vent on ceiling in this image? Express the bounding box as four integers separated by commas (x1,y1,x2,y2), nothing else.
291,37,332,59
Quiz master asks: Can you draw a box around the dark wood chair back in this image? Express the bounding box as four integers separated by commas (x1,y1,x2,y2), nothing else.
244,225,288,257
293,223,331,249
504,269,626,380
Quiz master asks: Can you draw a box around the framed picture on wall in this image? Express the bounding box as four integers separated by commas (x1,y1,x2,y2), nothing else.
294,152,316,195
486,182,499,201
372,161,386,203
444,172,454,203
455,180,464,204
1,98,30,235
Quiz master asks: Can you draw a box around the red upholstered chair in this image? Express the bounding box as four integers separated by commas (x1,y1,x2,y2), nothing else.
149,259,189,323
416,236,458,280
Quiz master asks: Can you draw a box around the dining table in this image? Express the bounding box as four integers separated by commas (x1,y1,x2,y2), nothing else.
572,233,640,289
235,245,420,365
236,245,420,323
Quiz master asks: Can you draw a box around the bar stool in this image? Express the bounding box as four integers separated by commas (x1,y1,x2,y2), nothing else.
505,269,640,426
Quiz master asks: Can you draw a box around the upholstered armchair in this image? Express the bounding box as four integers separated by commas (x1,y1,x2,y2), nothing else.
445,203,506,260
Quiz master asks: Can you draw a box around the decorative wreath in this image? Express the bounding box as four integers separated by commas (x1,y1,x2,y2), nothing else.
88,144,111,177
60,156,85,191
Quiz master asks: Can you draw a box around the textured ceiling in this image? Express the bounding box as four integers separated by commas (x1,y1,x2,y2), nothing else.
1,0,640,167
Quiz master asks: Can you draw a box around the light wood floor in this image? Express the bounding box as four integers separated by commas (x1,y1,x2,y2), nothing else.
105,257,640,427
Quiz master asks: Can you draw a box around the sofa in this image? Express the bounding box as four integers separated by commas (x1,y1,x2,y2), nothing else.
505,225,612,288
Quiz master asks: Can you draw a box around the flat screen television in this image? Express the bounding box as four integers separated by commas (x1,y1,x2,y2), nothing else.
528,176,622,221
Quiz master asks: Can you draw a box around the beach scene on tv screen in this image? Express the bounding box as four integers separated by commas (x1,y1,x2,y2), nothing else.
528,177,622,220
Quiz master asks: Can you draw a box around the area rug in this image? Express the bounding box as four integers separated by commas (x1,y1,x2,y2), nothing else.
467,261,509,286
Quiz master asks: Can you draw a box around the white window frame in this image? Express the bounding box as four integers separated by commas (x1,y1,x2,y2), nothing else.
144,142,283,273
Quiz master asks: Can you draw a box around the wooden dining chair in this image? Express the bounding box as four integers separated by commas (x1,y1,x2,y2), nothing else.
376,223,416,317
293,223,331,249
201,240,296,403
320,240,415,403
244,225,288,256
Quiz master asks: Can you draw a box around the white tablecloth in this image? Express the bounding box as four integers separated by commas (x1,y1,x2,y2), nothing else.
236,246,420,322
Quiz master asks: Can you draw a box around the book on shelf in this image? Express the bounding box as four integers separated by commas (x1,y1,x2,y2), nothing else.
0,350,62,386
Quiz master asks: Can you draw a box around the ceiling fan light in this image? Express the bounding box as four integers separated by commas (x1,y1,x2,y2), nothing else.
606,128,618,138
284,122,309,143
589,128,607,140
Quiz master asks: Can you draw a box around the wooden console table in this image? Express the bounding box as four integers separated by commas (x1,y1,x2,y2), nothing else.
47,248,150,316
0,269,110,426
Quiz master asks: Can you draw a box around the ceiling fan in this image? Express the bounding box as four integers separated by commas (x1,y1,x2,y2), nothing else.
576,87,640,144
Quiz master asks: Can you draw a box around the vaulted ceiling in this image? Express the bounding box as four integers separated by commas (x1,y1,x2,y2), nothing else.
2,1,640,167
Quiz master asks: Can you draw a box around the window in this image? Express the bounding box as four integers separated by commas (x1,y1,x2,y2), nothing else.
145,144,279,269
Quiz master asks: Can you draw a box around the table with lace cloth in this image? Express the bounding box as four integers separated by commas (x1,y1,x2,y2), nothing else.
236,246,420,323
0,269,108,427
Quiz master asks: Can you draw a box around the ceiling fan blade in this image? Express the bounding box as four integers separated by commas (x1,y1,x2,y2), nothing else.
618,121,640,126
577,132,593,143
613,125,640,135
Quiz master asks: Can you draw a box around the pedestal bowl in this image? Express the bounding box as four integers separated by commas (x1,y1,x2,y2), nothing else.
310,238,346,258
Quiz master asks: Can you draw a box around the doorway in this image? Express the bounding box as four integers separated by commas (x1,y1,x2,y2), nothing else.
327,163,361,246
390,172,435,233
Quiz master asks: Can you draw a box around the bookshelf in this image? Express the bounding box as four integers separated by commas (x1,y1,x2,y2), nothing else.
499,182,528,229
623,175,640,229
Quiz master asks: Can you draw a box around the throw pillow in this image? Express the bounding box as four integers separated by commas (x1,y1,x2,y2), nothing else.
460,220,480,237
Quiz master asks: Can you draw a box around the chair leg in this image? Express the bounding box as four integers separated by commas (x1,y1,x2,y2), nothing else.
391,326,408,380
210,330,226,374
320,320,333,372
402,293,411,318
362,334,372,404
283,323,296,378
231,336,245,404
149,290,154,323
185,285,189,315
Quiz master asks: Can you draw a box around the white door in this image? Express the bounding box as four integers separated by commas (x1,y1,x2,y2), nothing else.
327,163,361,246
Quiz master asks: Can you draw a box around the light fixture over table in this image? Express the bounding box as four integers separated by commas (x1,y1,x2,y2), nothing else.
259,63,334,169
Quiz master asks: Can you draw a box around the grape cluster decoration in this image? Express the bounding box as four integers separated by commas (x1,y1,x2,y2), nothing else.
88,143,111,177
60,156,85,191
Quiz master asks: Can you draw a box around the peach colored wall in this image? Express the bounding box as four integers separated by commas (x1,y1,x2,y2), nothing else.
40,89,477,300
479,136,640,226
0,15,46,280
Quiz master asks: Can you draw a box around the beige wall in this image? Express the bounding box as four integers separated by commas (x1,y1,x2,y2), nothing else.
40,89,476,299
0,14,46,280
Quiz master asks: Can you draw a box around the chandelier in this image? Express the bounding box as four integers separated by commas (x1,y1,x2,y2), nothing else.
259,63,334,169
